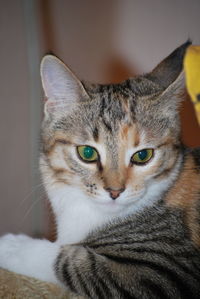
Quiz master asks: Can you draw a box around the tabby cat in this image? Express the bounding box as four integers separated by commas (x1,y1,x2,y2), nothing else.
0,41,199,298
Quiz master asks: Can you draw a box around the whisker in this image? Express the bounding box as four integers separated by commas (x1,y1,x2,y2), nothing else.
19,189,47,228
19,182,45,207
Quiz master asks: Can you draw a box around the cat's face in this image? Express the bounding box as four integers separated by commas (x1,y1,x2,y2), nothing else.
40,82,182,214
40,42,189,214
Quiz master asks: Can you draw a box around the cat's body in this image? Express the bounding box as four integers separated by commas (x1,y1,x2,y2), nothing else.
56,147,200,299
0,41,200,298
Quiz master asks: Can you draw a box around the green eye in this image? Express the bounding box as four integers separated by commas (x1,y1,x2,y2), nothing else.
131,149,154,165
77,145,98,162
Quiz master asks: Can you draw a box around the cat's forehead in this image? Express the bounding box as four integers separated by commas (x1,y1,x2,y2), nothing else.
49,75,169,148
51,76,161,141
84,76,161,100
82,77,162,124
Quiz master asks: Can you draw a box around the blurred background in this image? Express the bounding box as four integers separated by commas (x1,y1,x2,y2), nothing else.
0,0,200,239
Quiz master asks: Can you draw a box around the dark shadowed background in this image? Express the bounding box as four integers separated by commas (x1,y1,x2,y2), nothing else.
0,0,199,239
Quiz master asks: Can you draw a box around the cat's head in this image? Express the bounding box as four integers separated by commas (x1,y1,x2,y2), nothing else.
40,41,190,214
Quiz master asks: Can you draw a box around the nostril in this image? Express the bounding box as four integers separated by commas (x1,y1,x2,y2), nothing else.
105,187,125,200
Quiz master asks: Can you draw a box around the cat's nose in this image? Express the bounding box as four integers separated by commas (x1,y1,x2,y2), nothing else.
105,187,125,200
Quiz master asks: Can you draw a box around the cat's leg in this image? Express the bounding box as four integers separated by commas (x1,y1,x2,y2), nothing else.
55,244,121,298
0,234,60,284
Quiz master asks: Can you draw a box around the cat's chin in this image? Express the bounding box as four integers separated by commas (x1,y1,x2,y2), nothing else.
92,191,146,215
94,200,135,215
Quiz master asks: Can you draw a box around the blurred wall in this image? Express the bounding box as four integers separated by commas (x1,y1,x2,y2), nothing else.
114,0,200,73
39,0,116,83
0,0,44,237
0,0,199,238
0,1,32,235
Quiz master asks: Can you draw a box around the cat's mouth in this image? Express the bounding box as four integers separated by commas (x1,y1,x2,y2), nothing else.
93,189,146,207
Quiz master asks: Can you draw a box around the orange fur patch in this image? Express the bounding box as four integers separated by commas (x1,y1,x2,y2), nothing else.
165,156,199,207
165,155,200,247
119,124,140,148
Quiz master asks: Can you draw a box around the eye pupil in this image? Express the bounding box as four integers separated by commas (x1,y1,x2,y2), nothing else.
138,150,148,160
83,146,94,159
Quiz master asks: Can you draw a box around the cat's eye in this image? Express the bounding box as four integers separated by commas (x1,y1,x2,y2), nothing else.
77,145,98,163
131,149,154,165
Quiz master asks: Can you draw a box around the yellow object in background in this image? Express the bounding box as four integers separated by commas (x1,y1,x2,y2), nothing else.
184,45,200,125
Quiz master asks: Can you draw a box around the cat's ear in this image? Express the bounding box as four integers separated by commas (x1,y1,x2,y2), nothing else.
146,40,191,90
145,41,192,116
40,55,89,115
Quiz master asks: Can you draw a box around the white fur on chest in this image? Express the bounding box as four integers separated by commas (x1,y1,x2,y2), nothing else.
47,175,175,245
48,187,114,245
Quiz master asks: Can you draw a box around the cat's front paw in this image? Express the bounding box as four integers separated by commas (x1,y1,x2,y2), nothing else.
0,233,60,283
0,233,32,271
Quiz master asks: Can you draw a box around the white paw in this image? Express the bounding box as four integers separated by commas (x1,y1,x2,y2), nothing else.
0,233,60,284
0,233,32,270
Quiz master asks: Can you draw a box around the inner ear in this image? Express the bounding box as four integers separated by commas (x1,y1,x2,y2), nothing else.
158,71,185,108
40,55,89,115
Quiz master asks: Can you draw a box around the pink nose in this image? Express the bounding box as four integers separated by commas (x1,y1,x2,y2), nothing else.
105,188,125,200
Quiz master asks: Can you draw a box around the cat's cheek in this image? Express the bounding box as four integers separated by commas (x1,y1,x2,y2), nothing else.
126,170,145,194
48,145,69,170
